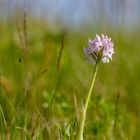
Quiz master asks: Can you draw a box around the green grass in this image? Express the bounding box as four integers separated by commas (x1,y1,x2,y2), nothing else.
0,21,140,139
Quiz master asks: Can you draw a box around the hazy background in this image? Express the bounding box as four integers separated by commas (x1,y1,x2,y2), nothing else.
0,0,140,30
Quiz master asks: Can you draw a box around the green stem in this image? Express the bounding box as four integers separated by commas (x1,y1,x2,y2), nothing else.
78,62,99,140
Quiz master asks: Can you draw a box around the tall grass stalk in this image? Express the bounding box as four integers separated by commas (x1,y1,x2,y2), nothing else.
0,105,7,128
78,62,99,140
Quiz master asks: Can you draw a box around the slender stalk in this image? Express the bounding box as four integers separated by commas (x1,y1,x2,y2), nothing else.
78,62,99,140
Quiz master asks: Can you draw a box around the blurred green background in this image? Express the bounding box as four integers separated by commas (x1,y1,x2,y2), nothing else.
0,0,140,139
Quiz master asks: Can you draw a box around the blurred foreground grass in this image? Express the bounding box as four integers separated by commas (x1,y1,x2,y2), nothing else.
0,21,140,139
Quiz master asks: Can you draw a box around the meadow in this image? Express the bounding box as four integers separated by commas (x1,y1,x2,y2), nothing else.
0,19,140,140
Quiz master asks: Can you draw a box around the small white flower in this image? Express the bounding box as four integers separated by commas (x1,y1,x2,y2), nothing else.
85,34,114,64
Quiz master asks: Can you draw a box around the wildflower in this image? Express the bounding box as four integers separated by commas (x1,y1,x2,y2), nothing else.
78,34,114,140
85,34,114,64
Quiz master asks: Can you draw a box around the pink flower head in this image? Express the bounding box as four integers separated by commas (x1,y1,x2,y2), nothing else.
85,34,114,64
